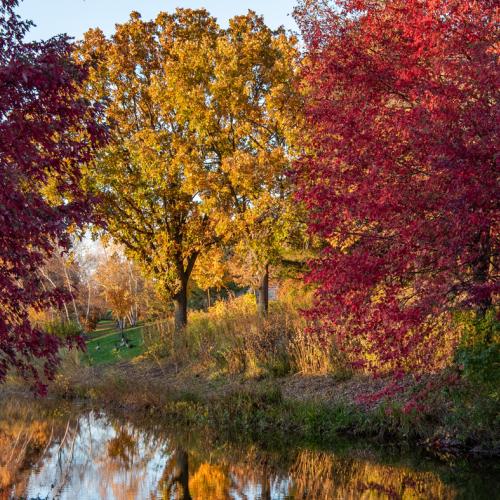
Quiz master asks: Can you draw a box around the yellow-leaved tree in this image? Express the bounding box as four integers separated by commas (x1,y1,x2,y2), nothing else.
96,252,135,337
78,9,300,329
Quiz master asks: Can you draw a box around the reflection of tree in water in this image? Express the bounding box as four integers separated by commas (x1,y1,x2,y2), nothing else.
227,453,283,500
164,445,287,500
107,428,137,467
158,444,459,500
92,418,167,499
1,412,97,499
0,422,42,496
0,405,170,499
189,462,230,500
0,402,479,500
158,448,192,499
0,407,57,498
288,449,455,499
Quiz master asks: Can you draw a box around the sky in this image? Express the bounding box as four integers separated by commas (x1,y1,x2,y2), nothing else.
18,0,299,42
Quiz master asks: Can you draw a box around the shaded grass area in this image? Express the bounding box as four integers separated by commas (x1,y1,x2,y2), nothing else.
84,322,145,365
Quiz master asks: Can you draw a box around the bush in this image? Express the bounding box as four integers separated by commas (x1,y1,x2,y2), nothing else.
80,314,100,334
44,319,82,338
141,319,175,362
455,309,499,390
456,343,500,391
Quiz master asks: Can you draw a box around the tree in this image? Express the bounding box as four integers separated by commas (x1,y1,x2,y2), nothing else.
79,9,299,327
0,0,104,392
38,245,84,326
295,0,499,375
227,203,307,316
78,11,225,331
71,239,108,331
97,252,135,337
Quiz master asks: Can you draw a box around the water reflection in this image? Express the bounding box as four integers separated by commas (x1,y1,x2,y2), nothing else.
0,400,496,499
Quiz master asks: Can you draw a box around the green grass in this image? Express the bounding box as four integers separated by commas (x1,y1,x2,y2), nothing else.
84,322,145,365
88,320,118,340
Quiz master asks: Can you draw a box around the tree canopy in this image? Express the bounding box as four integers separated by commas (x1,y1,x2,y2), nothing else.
79,9,300,328
295,0,499,375
0,0,105,392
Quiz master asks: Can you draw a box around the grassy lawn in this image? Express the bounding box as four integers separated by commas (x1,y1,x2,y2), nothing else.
91,320,116,338
84,321,145,365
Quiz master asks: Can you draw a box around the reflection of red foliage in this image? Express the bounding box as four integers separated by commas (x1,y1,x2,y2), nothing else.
296,1,499,374
0,0,105,393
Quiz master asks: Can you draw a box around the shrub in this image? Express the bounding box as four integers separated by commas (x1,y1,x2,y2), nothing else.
455,309,499,391
80,314,100,334
44,320,82,338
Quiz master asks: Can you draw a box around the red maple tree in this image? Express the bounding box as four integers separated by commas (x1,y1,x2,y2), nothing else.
295,0,499,375
0,0,105,393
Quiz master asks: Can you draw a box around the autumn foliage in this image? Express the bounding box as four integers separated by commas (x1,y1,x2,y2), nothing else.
0,0,104,392
295,0,499,375
78,9,300,329
0,0,498,396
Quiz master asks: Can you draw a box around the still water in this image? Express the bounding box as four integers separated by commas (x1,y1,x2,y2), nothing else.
0,399,498,499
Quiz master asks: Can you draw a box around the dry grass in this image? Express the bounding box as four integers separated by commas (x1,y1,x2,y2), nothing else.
140,291,348,379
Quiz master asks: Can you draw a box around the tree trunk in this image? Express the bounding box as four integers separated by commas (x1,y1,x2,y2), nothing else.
171,252,198,331
173,280,188,331
40,268,70,322
163,448,192,500
128,307,138,327
175,449,191,500
118,318,126,340
127,261,140,328
85,279,91,322
261,466,272,500
62,259,81,328
257,263,269,317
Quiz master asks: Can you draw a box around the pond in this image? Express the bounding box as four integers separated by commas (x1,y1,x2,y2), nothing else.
0,399,497,499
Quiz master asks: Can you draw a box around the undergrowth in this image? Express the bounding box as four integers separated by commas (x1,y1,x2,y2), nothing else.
140,291,349,379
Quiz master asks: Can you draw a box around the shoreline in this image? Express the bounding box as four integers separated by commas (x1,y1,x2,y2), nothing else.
4,359,498,462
